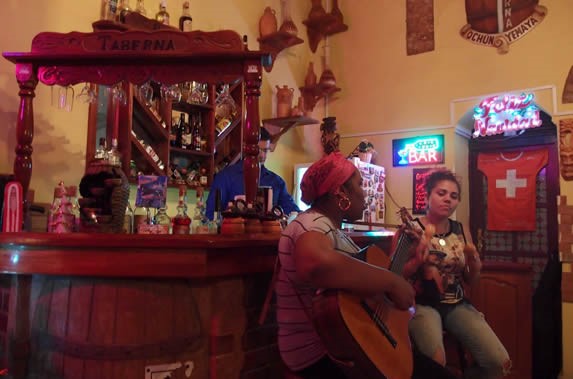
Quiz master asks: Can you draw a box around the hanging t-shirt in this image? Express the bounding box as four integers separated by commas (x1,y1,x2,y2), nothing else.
477,149,548,231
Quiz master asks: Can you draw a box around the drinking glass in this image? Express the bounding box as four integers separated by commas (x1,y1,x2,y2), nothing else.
76,83,98,104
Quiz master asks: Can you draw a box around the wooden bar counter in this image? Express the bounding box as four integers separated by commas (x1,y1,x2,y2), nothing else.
0,233,280,379
0,232,392,379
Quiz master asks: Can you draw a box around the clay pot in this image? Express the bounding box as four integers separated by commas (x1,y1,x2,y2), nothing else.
305,62,317,87
276,85,294,117
308,0,326,20
319,67,337,88
259,6,278,37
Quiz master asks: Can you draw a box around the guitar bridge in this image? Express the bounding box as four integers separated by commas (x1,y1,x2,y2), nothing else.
360,300,398,348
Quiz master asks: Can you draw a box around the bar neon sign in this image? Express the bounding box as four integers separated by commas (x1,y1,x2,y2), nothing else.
392,135,444,167
472,93,542,138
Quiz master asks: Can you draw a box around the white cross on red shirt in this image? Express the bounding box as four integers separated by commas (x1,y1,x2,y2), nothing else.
495,169,527,198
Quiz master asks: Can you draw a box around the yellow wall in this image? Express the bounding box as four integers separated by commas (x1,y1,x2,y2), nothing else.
0,0,317,205
1,1,573,375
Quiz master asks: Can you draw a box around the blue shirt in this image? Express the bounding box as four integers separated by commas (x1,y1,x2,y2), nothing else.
205,161,300,220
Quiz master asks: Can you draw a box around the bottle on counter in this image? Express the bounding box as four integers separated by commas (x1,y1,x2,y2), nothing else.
133,204,150,233
179,1,193,31
155,0,170,25
192,187,209,234
154,206,171,234
47,182,74,233
180,113,192,149
172,185,191,234
66,185,81,232
124,201,134,234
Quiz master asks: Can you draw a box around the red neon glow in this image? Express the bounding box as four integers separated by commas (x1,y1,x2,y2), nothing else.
473,93,542,138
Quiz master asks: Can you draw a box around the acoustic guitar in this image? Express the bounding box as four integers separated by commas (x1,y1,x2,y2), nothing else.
312,208,417,379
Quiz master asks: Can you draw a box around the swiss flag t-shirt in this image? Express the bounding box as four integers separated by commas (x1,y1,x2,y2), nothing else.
477,149,548,231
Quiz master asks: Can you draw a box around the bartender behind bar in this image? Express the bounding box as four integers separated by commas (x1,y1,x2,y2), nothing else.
205,127,300,219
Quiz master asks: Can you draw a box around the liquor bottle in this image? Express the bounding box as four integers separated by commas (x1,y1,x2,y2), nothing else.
192,187,209,234
170,118,178,147
191,114,202,151
154,207,171,234
104,0,119,21
135,0,147,15
118,0,131,22
172,185,191,234
133,204,149,233
180,113,192,149
174,114,184,148
179,1,193,31
66,185,81,232
155,0,170,25
108,138,122,166
95,137,107,159
124,201,134,234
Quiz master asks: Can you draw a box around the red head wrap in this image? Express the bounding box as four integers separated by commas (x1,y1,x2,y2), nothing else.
300,152,357,205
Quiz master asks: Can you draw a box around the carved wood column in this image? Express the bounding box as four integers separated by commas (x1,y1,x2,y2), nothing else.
14,63,38,203
243,60,263,205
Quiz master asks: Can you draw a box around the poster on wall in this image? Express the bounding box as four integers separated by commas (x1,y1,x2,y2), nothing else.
460,1,547,54
412,168,434,215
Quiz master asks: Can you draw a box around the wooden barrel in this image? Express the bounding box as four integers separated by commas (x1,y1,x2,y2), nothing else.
465,0,538,33
29,276,207,379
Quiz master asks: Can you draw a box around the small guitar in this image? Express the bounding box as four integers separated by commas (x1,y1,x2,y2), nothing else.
312,207,418,379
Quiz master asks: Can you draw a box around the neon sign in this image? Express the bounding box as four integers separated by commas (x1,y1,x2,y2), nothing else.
392,135,444,167
472,93,542,138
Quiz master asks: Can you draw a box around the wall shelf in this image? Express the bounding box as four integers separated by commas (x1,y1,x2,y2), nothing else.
302,15,348,53
262,115,319,151
299,84,341,113
258,31,304,72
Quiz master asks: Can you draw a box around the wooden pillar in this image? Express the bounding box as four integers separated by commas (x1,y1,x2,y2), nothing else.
14,63,38,206
243,59,263,205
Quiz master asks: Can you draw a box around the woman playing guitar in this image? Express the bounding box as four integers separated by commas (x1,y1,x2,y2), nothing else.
274,118,457,379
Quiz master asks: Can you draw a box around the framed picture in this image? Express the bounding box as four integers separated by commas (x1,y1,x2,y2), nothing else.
136,175,168,209
412,168,433,215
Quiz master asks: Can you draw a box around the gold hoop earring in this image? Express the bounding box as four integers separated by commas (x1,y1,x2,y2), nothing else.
338,193,351,211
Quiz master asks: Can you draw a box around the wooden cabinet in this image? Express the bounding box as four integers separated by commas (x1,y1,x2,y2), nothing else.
116,79,244,188
468,262,532,379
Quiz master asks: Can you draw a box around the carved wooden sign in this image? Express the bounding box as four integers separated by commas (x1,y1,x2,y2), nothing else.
31,30,244,55
460,1,547,54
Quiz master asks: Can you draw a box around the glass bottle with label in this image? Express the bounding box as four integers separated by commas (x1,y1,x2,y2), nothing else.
154,207,171,234
192,187,209,234
95,137,107,159
172,185,191,234
155,0,170,25
104,0,119,21
181,113,192,149
133,204,149,233
191,113,202,151
179,1,192,31
124,201,134,234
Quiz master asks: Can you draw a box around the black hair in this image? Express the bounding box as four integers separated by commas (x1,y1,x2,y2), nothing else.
424,169,462,199
260,127,271,142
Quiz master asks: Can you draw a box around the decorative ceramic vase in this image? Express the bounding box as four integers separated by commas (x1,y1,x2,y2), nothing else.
304,62,317,87
319,67,336,88
330,0,343,24
276,85,294,118
308,0,326,20
259,6,278,37
279,0,298,36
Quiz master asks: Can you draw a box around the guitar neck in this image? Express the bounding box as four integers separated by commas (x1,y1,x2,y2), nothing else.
389,230,414,275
